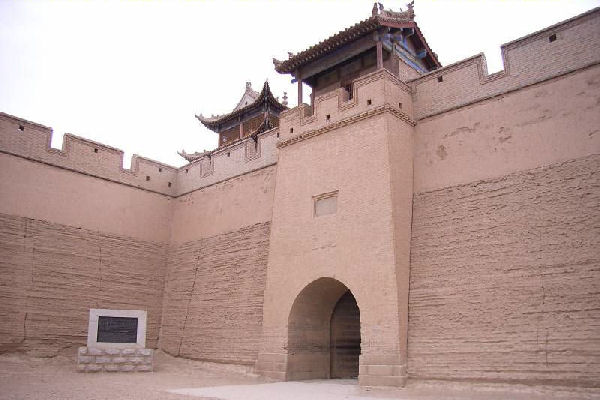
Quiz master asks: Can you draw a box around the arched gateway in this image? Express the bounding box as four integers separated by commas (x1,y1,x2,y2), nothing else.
286,278,361,381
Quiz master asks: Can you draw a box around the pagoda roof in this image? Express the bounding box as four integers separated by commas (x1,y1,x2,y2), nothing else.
273,3,441,75
196,81,287,131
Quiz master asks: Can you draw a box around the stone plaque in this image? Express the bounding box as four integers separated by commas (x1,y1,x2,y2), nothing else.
314,190,338,217
87,309,147,349
97,316,138,343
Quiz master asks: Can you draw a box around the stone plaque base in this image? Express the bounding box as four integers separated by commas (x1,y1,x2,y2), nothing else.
77,347,153,372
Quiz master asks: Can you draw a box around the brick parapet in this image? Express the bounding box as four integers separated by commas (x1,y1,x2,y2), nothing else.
0,112,280,197
175,128,278,196
278,69,414,146
410,7,600,120
0,112,178,196
77,347,153,372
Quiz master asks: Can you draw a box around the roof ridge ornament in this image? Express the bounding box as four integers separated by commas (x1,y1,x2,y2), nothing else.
273,0,438,75
372,2,415,21
177,149,211,163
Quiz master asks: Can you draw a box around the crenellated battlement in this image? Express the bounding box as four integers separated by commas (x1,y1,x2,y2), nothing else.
0,112,178,196
410,7,600,120
176,128,278,195
0,112,280,197
2,8,597,199
277,69,414,148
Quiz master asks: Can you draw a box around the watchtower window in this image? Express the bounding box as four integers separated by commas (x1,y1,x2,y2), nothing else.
343,83,353,101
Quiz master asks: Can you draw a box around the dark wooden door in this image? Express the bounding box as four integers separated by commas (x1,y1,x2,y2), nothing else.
330,290,360,378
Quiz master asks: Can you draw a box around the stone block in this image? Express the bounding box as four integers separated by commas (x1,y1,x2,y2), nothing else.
76,364,86,372
128,356,144,364
104,364,120,372
142,357,152,365
136,348,153,356
112,357,128,364
85,364,102,372
95,356,112,364
121,349,136,355
104,348,121,355
77,355,94,364
78,347,88,355
87,347,104,356
120,364,135,372
136,364,153,372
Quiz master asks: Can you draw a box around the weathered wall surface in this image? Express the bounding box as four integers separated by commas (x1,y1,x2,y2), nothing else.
414,64,600,193
410,8,600,120
160,166,276,364
170,166,276,244
408,155,600,386
0,108,277,362
159,222,270,365
407,11,600,385
0,212,167,356
0,133,172,355
407,10,600,386
0,153,172,243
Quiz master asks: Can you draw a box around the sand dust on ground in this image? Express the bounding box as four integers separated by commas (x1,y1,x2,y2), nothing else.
1,350,599,400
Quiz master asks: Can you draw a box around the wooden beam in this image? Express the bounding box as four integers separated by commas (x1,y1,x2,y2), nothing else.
295,36,375,82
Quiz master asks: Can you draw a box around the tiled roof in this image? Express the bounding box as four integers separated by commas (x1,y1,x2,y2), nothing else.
196,81,287,130
273,5,440,74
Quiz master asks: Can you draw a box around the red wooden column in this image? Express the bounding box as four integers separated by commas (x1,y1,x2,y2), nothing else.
296,70,303,105
297,79,303,105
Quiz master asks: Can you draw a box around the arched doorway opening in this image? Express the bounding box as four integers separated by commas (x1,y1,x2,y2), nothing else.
286,277,361,381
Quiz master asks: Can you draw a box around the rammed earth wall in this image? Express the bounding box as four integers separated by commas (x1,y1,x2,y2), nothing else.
408,155,600,386
0,213,168,356
160,222,270,365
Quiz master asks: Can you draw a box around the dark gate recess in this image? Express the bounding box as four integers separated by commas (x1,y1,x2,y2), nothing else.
330,290,361,378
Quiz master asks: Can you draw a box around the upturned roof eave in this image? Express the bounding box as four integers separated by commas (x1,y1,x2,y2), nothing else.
196,83,287,131
274,16,379,75
274,15,441,75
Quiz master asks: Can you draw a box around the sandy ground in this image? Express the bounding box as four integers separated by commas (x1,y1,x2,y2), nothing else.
1,351,599,400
